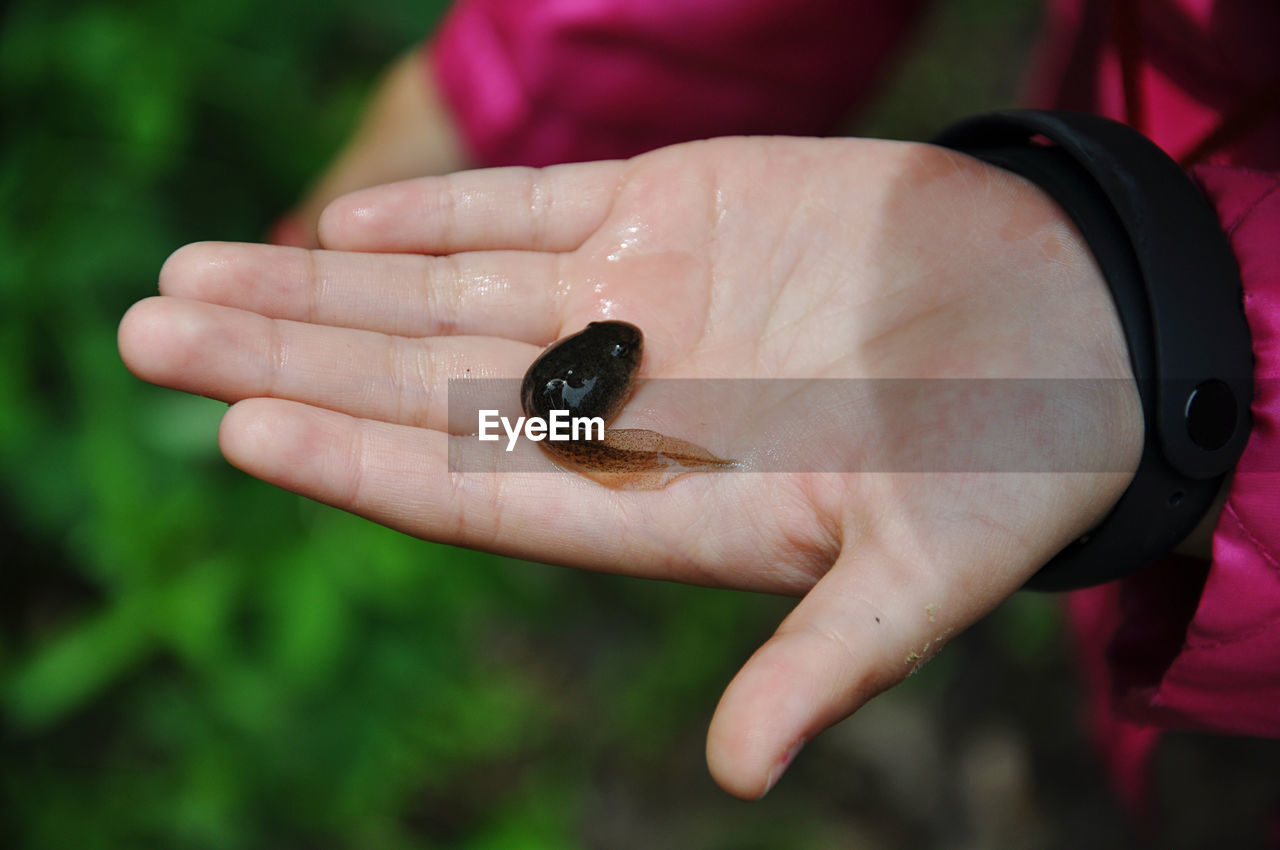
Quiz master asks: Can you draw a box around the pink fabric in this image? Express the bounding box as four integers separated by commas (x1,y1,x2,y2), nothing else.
1063,578,1165,816
1027,0,1280,818
1061,162,1280,817
1027,0,1280,168
1131,165,1280,735
429,0,927,167
427,0,1280,790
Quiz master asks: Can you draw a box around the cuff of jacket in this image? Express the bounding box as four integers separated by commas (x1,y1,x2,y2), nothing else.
1074,166,1280,742
1130,164,1280,737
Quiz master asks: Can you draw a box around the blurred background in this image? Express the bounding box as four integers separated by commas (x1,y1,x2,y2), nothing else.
3,0,1278,847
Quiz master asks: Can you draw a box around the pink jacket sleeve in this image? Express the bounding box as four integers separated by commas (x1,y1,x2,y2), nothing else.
1149,166,1280,734
1064,166,1280,811
1101,167,1280,733
1031,0,1280,803
427,0,927,167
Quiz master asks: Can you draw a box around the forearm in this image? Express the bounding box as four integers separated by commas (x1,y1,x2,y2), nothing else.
281,49,469,247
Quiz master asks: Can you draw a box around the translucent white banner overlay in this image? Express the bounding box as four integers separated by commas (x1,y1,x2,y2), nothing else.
447,378,1267,474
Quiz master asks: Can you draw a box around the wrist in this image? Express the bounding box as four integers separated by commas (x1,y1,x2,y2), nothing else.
934,111,1253,589
293,49,471,247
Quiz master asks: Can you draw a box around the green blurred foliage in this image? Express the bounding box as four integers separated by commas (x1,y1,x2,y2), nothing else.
0,5,805,845
7,0,1271,848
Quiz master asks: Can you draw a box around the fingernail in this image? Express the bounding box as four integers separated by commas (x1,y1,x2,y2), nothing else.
761,737,806,798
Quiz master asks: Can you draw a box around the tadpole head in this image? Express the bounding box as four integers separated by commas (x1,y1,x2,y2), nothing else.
521,320,645,423
593,320,643,372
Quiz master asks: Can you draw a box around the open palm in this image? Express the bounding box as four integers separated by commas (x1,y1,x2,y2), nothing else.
119,136,1140,798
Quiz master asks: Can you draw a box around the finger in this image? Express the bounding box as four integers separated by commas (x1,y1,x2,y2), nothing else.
159,241,567,343
704,543,995,800
118,296,537,429
316,161,624,254
218,396,675,570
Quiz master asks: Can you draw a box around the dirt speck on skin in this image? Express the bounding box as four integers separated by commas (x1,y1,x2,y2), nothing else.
926,603,938,623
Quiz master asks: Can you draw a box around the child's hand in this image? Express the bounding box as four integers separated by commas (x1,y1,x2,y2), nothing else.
120,136,1141,798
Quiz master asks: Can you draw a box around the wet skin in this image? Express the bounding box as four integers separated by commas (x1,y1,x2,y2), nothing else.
520,321,733,489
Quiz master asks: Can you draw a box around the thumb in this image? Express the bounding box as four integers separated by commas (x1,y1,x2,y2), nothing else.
705,545,993,800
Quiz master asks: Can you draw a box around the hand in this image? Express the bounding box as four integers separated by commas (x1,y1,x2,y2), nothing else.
118,137,1141,798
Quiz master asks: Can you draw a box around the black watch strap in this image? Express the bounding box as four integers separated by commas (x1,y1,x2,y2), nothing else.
932,110,1253,591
